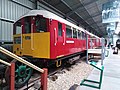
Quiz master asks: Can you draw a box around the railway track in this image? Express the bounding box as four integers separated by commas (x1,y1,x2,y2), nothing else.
18,56,87,90
0,56,87,90
17,67,63,90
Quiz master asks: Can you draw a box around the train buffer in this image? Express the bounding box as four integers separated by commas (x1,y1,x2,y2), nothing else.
80,61,104,89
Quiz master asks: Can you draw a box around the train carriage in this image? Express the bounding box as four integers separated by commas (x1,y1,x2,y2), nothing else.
13,10,88,62
8,10,102,88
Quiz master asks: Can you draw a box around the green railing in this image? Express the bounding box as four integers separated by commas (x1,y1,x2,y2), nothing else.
80,61,104,89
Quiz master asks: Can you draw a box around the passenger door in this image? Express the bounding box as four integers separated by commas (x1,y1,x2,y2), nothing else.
22,17,33,55
56,22,65,58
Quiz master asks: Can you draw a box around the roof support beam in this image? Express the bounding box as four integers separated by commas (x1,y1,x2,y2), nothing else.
80,1,104,35
84,12,101,20
62,0,103,36
35,0,38,9
86,21,101,26
38,0,79,24
65,0,98,17
61,0,94,30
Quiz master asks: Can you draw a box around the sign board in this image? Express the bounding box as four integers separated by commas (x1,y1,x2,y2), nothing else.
102,0,120,23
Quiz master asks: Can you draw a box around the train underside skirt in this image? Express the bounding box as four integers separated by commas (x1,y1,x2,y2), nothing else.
23,50,87,68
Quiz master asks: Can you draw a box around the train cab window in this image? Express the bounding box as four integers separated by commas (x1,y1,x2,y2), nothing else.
35,16,47,32
24,17,31,33
14,20,22,35
73,28,77,38
66,25,72,38
58,22,62,36
78,31,82,39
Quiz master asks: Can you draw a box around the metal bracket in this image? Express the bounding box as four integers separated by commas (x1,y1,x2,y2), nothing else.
80,61,104,89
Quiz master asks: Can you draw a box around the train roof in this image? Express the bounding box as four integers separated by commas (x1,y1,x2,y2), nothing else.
18,10,85,32
18,10,100,38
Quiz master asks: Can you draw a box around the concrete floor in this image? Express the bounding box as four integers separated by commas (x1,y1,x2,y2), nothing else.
79,49,120,90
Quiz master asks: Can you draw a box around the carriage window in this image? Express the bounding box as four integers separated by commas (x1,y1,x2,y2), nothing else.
78,31,82,39
96,38,99,42
73,28,77,38
36,17,47,32
14,37,21,44
66,25,72,38
82,32,86,40
14,20,22,35
58,22,62,36
92,38,94,43
24,17,31,33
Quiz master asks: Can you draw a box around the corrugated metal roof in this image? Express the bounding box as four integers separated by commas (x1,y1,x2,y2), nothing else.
39,0,110,37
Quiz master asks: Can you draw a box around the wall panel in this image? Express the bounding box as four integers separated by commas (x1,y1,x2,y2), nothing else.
0,0,35,41
0,0,65,42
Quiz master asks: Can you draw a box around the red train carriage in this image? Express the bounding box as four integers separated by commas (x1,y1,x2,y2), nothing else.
12,10,101,88
86,30,101,49
13,10,90,65
13,10,101,65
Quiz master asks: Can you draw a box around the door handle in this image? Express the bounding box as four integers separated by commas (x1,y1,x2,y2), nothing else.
63,30,65,45
54,28,57,46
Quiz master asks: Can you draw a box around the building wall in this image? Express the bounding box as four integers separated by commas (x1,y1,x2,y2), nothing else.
0,0,35,42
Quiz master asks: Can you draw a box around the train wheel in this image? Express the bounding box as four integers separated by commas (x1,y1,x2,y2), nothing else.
5,59,33,88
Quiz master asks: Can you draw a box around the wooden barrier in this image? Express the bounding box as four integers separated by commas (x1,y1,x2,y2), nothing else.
0,46,44,73
41,68,48,90
0,59,15,90
0,59,11,66
10,63,15,90
0,47,48,90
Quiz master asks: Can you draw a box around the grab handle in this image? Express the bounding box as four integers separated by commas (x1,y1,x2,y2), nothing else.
54,28,57,46
31,24,34,50
21,25,23,49
63,30,65,45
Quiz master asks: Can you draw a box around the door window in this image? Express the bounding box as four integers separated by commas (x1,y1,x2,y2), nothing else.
58,22,62,36
82,31,86,40
14,20,22,35
73,28,77,38
66,25,72,38
24,17,31,33
78,31,82,39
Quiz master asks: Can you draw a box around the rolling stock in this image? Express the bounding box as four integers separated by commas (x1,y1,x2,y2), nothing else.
3,10,101,88
13,10,101,62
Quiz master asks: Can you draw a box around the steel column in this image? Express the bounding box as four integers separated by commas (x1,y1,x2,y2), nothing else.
101,38,105,65
86,35,88,64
